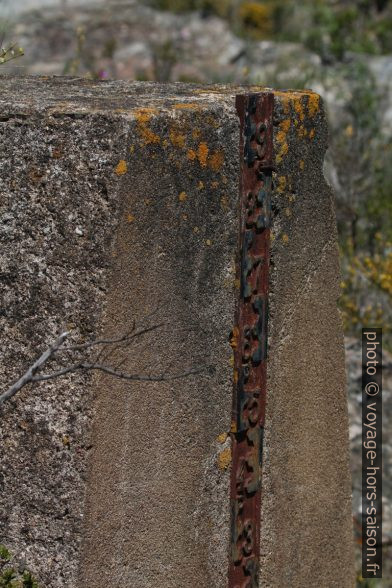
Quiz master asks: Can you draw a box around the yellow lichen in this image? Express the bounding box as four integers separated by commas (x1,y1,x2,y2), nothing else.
282,233,289,244
230,421,237,433
230,326,239,350
297,126,307,138
169,129,186,148
134,107,157,123
294,98,305,122
217,432,228,444
276,176,287,193
234,278,240,289
192,128,201,140
115,160,127,175
209,150,224,171
299,159,305,170
134,108,160,145
307,94,320,117
139,126,160,145
276,130,287,144
198,181,204,190
285,207,292,217
126,213,135,222
197,142,209,167
211,181,219,189
187,149,196,161
206,239,212,246
279,119,291,133
193,226,200,233
178,191,187,202
276,142,289,163
308,128,315,140
233,369,238,384
173,103,200,110
217,447,231,470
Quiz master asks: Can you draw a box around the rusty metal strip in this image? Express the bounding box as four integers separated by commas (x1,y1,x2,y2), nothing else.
229,92,274,588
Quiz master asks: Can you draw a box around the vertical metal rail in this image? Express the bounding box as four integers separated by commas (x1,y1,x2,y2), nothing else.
229,92,274,588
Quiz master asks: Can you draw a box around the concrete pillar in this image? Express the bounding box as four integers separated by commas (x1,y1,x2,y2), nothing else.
0,78,354,588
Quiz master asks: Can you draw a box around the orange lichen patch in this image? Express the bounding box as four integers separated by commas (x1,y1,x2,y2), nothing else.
282,233,289,244
217,447,231,470
209,150,224,171
307,93,320,117
276,129,287,144
308,128,315,140
230,421,237,433
173,103,200,110
297,125,307,138
134,107,160,145
134,107,157,123
217,432,228,444
279,119,291,133
294,98,305,122
197,142,209,167
299,159,305,170
192,128,201,140
178,191,187,202
198,181,204,190
206,239,212,246
139,126,160,145
211,181,219,189
126,213,135,222
230,326,239,350
169,129,186,148
187,149,196,161
115,160,127,175
276,176,287,194
233,369,239,384
276,142,289,163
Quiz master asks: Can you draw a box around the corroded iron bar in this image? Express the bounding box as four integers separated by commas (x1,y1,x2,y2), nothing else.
229,93,274,588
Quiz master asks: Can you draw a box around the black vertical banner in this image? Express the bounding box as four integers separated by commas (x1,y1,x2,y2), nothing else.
362,328,382,578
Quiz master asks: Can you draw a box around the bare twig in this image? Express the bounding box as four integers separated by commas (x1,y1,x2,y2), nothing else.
0,331,69,405
0,326,205,407
31,363,204,383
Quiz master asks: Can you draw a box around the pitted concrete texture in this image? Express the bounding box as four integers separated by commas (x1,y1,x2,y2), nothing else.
0,78,354,588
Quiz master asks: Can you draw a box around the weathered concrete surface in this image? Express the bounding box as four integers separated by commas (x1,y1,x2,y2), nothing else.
260,91,355,587
0,78,354,587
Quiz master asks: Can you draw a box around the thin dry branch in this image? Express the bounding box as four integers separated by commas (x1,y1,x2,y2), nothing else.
0,326,205,406
0,331,69,405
